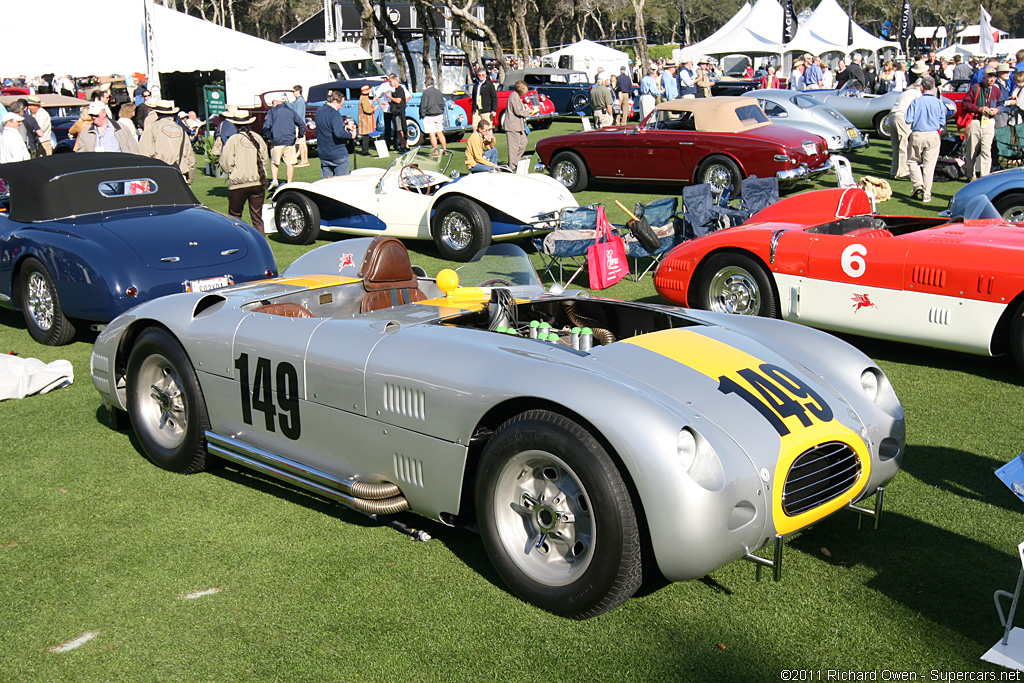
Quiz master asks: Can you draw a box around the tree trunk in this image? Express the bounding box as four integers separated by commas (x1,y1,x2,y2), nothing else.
632,0,648,70
437,0,509,81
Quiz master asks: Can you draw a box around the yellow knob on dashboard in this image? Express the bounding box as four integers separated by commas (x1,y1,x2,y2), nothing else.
436,268,459,297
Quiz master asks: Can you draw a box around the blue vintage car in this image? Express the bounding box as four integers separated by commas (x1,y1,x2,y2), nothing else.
0,153,277,345
941,168,1024,223
308,79,471,148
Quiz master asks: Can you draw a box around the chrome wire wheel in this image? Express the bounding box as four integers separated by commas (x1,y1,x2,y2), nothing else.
134,353,188,451
702,163,733,193
439,210,473,252
552,159,580,189
707,265,762,315
25,270,55,331
277,201,305,239
491,450,595,586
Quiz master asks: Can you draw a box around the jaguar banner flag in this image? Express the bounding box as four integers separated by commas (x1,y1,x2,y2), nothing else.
897,0,914,53
679,0,687,46
847,1,854,46
783,0,798,43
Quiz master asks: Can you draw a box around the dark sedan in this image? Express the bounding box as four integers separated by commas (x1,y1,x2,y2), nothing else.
500,67,593,115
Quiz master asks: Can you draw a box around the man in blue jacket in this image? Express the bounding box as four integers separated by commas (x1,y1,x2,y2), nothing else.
315,90,357,178
262,95,305,190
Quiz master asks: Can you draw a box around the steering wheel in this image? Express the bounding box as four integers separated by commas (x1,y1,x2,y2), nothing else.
399,164,431,194
478,278,513,287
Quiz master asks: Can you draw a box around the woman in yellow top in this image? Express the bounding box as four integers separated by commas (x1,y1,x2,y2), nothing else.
465,119,499,172
357,84,377,155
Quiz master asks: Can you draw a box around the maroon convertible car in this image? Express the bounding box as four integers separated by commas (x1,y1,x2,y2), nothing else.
534,97,831,194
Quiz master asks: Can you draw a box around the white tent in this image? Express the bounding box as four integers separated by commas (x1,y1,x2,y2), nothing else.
541,40,629,81
675,2,753,62
0,0,329,106
788,0,897,61
682,0,786,56
148,4,329,106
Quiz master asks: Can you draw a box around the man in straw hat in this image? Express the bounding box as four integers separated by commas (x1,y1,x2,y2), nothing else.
962,66,1003,180
24,96,51,156
75,100,138,153
140,100,196,184
219,109,270,235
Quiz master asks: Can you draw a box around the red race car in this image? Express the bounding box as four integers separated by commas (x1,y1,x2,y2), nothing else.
654,187,1024,371
451,87,556,131
533,98,831,193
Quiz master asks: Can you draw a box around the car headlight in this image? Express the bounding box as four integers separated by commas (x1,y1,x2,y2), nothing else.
677,428,697,469
860,368,879,402
678,427,725,491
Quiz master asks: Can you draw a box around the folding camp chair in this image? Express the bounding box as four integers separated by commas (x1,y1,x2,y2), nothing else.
622,197,681,281
682,184,723,237
740,176,780,217
531,205,598,285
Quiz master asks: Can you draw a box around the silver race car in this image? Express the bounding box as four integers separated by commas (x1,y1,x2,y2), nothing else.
91,237,905,618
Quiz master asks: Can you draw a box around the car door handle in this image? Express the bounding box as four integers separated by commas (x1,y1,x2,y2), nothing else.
678,141,694,145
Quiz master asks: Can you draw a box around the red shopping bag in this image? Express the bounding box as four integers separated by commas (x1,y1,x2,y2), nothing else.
587,206,628,290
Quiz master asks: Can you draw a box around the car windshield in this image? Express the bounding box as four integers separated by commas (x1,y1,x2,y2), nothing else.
454,243,543,291
342,59,385,79
383,147,455,181
793,95,821,109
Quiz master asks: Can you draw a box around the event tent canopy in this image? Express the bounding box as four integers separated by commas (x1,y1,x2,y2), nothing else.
0,0,329,105
541,40,629,81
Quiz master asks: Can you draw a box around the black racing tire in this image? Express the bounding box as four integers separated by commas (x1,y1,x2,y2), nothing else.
629,217,662,252
405,119,423,148
694,252,778,317
19,257,77,346
994,191,1024,224
696,155,743,196
549,150,589,192
126,327,210,474
431,196,492,262
873,113,891,140
476,410,642,619
274,191,320,246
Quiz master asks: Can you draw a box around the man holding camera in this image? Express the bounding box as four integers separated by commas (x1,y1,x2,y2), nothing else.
315,90,357,178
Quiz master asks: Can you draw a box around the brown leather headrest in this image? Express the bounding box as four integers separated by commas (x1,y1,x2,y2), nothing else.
358,236,419,291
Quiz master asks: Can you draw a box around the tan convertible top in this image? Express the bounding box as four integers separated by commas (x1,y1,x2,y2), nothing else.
652,97,771,133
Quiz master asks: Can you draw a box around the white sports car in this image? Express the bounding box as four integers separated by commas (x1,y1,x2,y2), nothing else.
268,148,578,261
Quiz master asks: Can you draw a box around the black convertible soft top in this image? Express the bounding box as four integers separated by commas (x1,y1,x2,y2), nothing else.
0,153,199,223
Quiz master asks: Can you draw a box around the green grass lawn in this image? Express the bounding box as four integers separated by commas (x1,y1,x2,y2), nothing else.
2,121,1022,682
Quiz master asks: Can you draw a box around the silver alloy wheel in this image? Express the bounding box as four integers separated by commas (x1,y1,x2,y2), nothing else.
491,450,595,586
134,353,188,450
552,159,580,189
702,163,734,193
439,210,473,251
1003,205,1024,223
707,265,762,315
277,202,305,239
25,270,55,331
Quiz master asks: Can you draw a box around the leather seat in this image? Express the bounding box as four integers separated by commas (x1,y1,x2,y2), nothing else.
358,236,427,313
251,302,315,318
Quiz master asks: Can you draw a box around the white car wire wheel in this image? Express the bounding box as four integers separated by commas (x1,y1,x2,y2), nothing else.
431,196,492,262
274,191,321,246
476,410,642,619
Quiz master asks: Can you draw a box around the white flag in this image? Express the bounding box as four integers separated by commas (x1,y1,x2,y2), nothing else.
979,6,995,57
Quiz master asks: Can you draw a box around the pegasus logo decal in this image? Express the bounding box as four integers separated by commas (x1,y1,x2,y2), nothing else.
851,293,876,312
339,253,355,271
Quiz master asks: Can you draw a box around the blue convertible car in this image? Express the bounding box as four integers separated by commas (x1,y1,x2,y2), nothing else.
942,168,1024,223
308,79,471,148
0,153,277,345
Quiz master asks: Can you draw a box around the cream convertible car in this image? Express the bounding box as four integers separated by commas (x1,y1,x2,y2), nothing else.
91,238,905,618
268,147,578,261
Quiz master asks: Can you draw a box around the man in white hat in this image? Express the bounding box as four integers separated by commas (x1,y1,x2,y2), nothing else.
678,57,697,99
75,100,138,153
1,112,30,165
219,110,269,234
24,96,52,156
140,100,196,184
